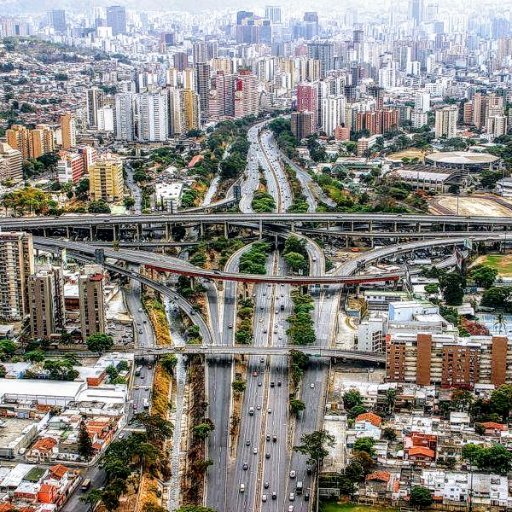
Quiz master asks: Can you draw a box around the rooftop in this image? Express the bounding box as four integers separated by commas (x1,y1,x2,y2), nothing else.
426,151,499,165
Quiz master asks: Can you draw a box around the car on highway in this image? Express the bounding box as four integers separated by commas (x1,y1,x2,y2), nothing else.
264,482,269,489
289,492,295,501
273,435,277,442
252,371,258,377
239,484,245,493
310,383,315,388
277,381,281,387
228,324,233,329
262,494,267,502
245,440,250,446
288,506,294,512
271,492,277,500
270,381,275,387
289,470,296,479
256,404,261,410
258,381,262,386
266,434,270,441
265,452,270,459
249,407,254,415
304,492,310,501
242,463,248,470
253,447,258,454
267,408,272,414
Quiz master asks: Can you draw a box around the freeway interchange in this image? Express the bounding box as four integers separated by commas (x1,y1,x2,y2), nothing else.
27,121,512,512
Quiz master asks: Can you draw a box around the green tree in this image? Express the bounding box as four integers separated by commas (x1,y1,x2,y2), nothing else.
80,488,103,507
136,413,174,442
106,365,119,381
86,333,114,354
160,354,178,375
470,265,498,289
490,384,512,420
382,427,397,441
193,421,215,440
23,349,45,362
232,379,246,393
410,486,433,508
439,272,465,305
424,283,439,295
77,417,94,459
343,389,363,410
0,339,16,359
353,437,376,456
0,364,6,377
284,251,307,272
88,200,111,214
293,429,335,466
290,398,306,415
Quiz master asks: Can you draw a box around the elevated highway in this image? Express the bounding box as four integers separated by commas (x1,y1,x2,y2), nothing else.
34,237,401,285
3,212,512,233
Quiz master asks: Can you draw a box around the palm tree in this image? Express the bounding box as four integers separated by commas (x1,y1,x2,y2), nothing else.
494,313,506,334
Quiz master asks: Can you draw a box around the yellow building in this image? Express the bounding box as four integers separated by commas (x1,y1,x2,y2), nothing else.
6,125,30,160
180,88,200,131
6,124,54,159
89,156,124,202
30,125,54,159
60,113,76,150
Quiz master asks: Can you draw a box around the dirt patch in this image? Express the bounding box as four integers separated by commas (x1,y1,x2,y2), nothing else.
430,195,512,216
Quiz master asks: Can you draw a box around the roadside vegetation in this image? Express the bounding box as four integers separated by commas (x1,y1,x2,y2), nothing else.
239,241,270,274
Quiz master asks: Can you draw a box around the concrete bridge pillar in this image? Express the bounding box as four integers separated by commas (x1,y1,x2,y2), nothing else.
66,227,70,239
112,225,118,242
259,220,263,239
224,222,228,238
369,220,373,233
199,222,204,238
136,224,142,241
165,223,170,241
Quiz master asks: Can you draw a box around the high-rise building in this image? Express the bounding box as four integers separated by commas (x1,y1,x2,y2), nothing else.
192,41,208,65
98,106,115,132
173,52,189,71
106,5,127,36
0,232,34,321
79,266,106,340
296,83,318,129
28,266,65,340
114,93,134,141
265,5,282,24
6,125,30,160
89,156,124,202
0,143,22,182
167,88,184,136
414,91,431,113
321,95,346,136
409,0,424,25
291,111,314,140
234,70,259,118
60,113,76,150
307,42,334,78
29,125,54,159
209,72,236,119
195,63,211,123
136,91,169,142
48,10,66,33
86,88,104,128
180,89,200,132
435,105,458,138
487,115,508,139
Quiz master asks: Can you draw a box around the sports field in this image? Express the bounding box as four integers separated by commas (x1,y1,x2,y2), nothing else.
473,254,512,277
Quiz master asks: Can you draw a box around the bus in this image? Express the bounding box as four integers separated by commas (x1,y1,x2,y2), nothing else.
135,366,143,377
81,478,91,492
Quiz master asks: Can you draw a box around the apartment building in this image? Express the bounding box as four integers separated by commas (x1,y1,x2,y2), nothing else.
386,333,512,388
0,232,34,321
28,267,65,339
78,266,106,340
89,157,124,202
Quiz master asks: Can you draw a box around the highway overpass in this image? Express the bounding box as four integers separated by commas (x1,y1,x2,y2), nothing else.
3,212,512,234
137,344,386,362
34,237,402,285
